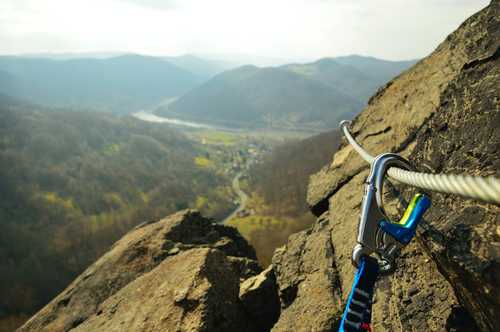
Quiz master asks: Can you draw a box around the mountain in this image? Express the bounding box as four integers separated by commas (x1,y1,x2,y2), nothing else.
156,56,415,130
0,69,13,87
0,54,199,113
17,2,499,332
156,65,363,129
283,56,416,102
163,54,236,79
15,52,129,60
195,53,307,67
334,55,417,82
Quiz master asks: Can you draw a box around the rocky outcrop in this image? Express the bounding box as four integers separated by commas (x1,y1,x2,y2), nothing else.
239,266,281,331
72,248,254,332
271,213,343,331
273,1,499,331
18,210,267,332
408,41,499,331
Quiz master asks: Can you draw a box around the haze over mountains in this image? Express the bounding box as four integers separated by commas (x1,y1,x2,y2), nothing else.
157,56,416,129
0,53,415,128
163,54,237,79
157,64,363,129
0,55,200,113
284,56,416,102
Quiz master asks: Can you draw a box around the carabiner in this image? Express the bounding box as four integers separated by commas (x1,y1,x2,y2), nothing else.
352,153,431,273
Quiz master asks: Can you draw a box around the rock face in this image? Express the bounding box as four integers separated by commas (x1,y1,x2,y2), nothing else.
18,210,274,332
73,248,251,332
239,266,281,331
409,40,499,331
271,213,343,331
272,1,498,331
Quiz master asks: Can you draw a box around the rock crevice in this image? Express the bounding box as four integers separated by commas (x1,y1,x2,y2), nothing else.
284,2,499,331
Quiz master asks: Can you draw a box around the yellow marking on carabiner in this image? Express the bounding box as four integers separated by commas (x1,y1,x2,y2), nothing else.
398,194,423,226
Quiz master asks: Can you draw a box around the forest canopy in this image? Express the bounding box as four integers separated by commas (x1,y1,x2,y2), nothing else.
0,101,234,320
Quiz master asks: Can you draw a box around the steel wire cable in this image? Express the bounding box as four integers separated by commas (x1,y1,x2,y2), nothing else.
339,121,500,205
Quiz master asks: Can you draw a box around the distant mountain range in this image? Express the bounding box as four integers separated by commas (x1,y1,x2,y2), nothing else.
0,53,416,126
156,56,417,129
163,54,237,79
0,54,200,113
284,56,416,102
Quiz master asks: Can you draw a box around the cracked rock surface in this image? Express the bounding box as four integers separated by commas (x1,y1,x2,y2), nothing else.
276,2,499,331
18,210,263,332
408,34,499,331
239,266,281,331
272,212,343,331
73,248,256,332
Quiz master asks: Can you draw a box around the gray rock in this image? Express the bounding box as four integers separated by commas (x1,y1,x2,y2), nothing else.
240,266,280,331
18,210,260,332
408,29,500,330
72,248,258,332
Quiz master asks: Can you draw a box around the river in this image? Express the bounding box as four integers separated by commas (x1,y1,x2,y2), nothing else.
132,111,244,133
132,111,218,129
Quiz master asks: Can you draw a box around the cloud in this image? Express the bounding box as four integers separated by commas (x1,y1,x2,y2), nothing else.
0,0,491,61
119,0,179,10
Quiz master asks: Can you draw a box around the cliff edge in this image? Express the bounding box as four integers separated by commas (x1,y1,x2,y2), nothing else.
285,1,498,331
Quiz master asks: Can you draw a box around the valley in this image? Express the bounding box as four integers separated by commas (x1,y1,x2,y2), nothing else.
0,52,417,330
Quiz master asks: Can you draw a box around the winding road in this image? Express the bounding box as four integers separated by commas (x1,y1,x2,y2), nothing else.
132,110,253,225
222,172,249,224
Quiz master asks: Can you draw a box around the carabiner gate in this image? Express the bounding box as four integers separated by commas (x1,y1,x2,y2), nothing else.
352,153,431,273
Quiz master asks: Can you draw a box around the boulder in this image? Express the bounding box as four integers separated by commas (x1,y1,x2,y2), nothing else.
72,248,257,332
240,266,281,331
271,213,343,331
18,210,261,332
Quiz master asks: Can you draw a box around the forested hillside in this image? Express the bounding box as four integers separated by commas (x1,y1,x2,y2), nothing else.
157,56,415,129
334,55,417,81
0,100,234,329
0,55,199,113
284,56,416,102
227,130,342,264
157,65,361,129
163,54,235,79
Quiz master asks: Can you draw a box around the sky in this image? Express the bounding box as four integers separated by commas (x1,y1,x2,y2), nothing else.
0,0,490,64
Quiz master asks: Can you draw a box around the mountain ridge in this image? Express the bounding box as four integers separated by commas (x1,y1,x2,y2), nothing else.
157,55,416,129
0,54,199,113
